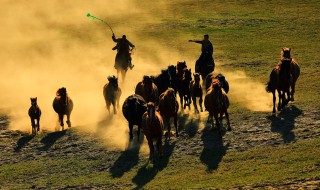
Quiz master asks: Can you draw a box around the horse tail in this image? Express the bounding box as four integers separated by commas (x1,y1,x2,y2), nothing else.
266,68,278,93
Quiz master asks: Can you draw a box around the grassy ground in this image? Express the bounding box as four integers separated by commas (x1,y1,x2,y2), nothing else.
1,0,320,189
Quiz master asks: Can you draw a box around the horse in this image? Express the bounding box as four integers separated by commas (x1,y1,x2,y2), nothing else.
159,88,179,139
115,47,133,82
103,75,122,115
177,68,192,110
28,97,41,135
176,61,187,79
205,71,229,93
281,47,300,101
142,102,164,160
204,79,231,138
195,54,215,81
266,64,291,113
168,65,178,93
153,69,171,96
53,87,73,130
122,94,147,141
135,75,159,104
189,73,203,114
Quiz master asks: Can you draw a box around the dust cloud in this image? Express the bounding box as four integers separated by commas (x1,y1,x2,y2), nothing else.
0,0,271,151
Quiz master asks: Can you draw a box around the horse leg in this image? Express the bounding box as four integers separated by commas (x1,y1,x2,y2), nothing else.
137,124,141,142
37,117,40,132
129,123,133,140
148,139,154,161
66,114,71,128
112,101,117,114
277,90,282,111
225,110,231,131
291,80,296,101
199,95,203,112
59,114,64,127
122,70,126,83
106,102,111,115
214,113,222,138
157,137,163,158
179,94,184,110
272,90,276,113
31,118,35,134
192,96,199,114
166,117,171,140
174,114,179,137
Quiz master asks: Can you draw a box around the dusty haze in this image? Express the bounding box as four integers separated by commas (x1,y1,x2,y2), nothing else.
0,0,271,150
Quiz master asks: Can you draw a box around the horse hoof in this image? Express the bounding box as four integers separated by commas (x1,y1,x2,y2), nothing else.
227,127,232,131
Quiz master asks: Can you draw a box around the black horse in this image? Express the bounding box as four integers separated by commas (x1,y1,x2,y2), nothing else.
168,65,178,93
115,48,133,82
53,87,73,130
153,69,171,96
195,54,215,81
122,94,147,141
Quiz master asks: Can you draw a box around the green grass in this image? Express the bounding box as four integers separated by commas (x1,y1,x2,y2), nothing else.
1,138,319,189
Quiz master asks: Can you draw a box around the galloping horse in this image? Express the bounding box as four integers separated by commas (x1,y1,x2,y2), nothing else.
153,69,171,96
53,87,73,130
281,47,300,101
195,54,215,81
28,97,41,135
159,88,179,139
142,102,164,160
168,65,178,93
177,68,192,110
204,79,231,138
135,76,159,104
103,75,122,115
122,94,147,141
115,47,133,82
189,73,203,114
266,64,291,113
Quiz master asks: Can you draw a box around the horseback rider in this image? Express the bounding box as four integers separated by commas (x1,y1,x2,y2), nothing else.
112,33,135,69
189,34,214,71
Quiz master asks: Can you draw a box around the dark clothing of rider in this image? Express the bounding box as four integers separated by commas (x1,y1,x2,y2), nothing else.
112,34,135,69
189,34,214,71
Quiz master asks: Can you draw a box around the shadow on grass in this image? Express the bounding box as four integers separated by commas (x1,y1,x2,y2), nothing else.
14,134,34,152
266,105,303,143
200,121,229,172
38,130,66,151
109,130,144,178
132,141,175,189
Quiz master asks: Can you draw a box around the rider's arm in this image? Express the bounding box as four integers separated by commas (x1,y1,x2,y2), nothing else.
189,40,202,44
112,34,118,42
127,40,135,48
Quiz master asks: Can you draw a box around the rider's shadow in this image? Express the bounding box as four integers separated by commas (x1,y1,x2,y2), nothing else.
266,105,303,143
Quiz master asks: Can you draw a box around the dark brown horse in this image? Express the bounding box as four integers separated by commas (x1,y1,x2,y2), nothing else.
204,79,231,138
135,76,159,104
142,102,164,160
115,47,134,82
168,65,178,94
122,94,147,141
53,87,73,130
266,65,291,113
159,88,179,139
177,68,192,110
281,47,300,101
28,97,41,135
103,75,122,115
189,73,203,114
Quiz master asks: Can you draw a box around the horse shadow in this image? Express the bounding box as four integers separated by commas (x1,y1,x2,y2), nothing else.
132,141,175,189
38,130,66,151
14,134,35,152
183,115,200,138
200,128,229,172
266,105,303,143
109,132,144,178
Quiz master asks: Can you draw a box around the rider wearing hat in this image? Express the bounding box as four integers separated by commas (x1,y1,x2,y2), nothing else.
112,33,135,69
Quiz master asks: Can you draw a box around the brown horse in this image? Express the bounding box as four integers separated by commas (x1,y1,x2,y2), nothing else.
205,71,229,93
103,75,122,115
266,65,291,113
53,87,73,130
142,102,164,160
135,76,159,104
281,47,300,101
28,97,41,135
204,79,231,138
159,88,179,139
177,68,192,110
189,73,203,114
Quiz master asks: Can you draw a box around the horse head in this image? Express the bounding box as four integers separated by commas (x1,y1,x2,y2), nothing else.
177,61,187,75
147,102,156,124
107,75,118,88
30,97,38,112
215,74,229,93
193,73,201,85
281,47,291,60
168,65,177,77
165,88,176,111
183,68,192,81
57,87,68,106
142,75,153,92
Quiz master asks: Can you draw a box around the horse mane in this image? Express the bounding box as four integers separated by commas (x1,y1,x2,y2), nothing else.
210,79,222,88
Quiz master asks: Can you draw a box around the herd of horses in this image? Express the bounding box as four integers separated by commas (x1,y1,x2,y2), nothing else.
28,47,300,160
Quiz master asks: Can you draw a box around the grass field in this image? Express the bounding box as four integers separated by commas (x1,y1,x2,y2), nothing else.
0,0,319,189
